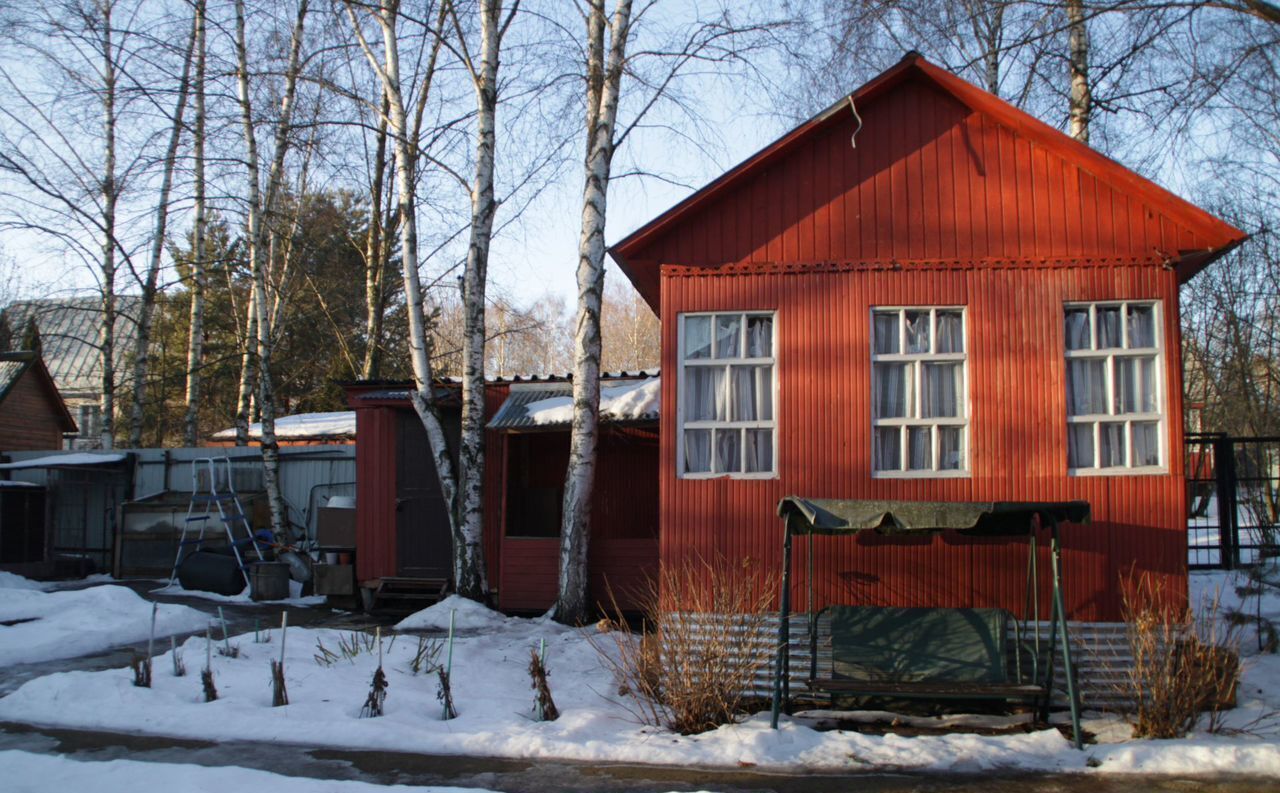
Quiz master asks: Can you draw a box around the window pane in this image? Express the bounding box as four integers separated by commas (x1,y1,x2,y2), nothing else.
1132,421,1159,467
873,427,901,471
714,428,741,473
1066,359,1106,416
1097,307,1122,349
1064,309,1091,351
684,367,726,421
938,427,963,470
936,311,963,353
922,362,963,418
873,363,912,418
684,316,711,359
1127,305,1155,348
873,312,899,355
746,315,772,358
714,315,741,358
1099,423,1126,467
1067,424,1094,468
731,365,772,421
1114,356,1157,414
908,427,932,470
745,429,773,473
905,310,930,353
684,429,711,473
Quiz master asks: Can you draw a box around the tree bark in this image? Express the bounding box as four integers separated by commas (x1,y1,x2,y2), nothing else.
234,0,309,538
362,98,390,380
98,0,120,450
554,0,632,625
1067,0,1091,144
184,0,208,448
128,10,196,448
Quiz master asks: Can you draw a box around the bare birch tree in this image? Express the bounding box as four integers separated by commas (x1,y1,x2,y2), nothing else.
1065,0,1091,143
233,0,311,537
183,0,209,447
127,10,197,448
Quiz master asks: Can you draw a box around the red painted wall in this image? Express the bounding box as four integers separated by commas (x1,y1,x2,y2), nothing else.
658,265,1186,622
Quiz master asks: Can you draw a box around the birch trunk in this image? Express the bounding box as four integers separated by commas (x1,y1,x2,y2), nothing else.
128,12,196,448
343,0,477,595
1067,0,1091,144
184,0,208,447
234,0,308,538
554,0,632,624
362,102,390,380
453,0,508,600
99,0,119,450
234,293,257,446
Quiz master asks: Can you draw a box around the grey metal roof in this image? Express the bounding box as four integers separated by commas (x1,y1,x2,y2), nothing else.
0,356,29,401
488,379,659,431
1,296,142,400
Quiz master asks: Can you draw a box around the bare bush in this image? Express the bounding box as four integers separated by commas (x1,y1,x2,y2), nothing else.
1119,573,1240,738
591,557,777,735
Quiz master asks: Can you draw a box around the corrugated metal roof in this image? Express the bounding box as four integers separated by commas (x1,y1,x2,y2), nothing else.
488,378,660,431
0,356,31,402
352,369,661,404
1,296,142,400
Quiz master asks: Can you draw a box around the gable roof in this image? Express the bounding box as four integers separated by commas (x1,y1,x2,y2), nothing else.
1,296,142,400
610,53,1247,313
0,351,78,433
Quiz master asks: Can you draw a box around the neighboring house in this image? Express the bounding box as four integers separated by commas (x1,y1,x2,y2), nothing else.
608,53,1246,623
0,351,77,450
1,296,141,448
344,373,659,611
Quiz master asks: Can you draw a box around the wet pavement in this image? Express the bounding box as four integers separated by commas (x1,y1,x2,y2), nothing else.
1,579,1275,792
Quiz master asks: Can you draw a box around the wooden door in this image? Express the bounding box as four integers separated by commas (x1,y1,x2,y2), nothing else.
395,412,453,579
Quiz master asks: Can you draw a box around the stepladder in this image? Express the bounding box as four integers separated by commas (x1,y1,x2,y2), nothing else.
166,457,272,590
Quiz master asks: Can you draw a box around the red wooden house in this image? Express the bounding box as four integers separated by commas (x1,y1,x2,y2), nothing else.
609,53,1246,623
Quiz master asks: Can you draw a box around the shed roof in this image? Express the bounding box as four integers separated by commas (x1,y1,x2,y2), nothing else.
610,53,1248,313
488,377,660,431
0,351,77,433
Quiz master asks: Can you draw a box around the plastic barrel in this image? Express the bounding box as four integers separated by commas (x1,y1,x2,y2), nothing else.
178,551,245,596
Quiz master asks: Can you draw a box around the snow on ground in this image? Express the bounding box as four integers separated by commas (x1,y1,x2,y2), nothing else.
151,580,326,607
2,590,1279,777
2,750,500,793
0,574,209,667
395,595,513,631
524,377,659,425
0,571,52,591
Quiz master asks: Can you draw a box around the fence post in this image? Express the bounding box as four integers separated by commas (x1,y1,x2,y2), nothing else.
1213,436,1239,570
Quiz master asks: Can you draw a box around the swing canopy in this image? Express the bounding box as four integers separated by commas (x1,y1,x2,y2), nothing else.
776,497,1090,536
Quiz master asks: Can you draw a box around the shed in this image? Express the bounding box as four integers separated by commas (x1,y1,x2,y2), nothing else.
608,52,1247,624
344,373,659,612
0,351,77,451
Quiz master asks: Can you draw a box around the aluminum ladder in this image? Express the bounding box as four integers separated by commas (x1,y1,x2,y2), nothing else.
167,456,271,590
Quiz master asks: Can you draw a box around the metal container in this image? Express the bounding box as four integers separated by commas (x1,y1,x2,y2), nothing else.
249,561,290,601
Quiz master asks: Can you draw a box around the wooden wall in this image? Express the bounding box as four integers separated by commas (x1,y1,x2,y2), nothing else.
0,369,70,451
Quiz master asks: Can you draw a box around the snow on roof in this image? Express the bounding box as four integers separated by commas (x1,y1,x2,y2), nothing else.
0,452,128,470
521,377,660,426
0,479,42,488
210,411,356,441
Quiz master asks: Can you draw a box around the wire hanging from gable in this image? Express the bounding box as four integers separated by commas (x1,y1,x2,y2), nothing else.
848,96,863,149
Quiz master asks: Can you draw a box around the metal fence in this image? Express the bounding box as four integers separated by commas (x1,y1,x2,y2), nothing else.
1186,432,1280,570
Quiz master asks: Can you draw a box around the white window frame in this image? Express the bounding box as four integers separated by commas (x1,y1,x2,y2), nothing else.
870,306,970,478
676,311,778,479
1064,300,1167,476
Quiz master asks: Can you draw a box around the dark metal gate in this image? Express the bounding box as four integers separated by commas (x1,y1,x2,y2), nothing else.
1186,432,1280,569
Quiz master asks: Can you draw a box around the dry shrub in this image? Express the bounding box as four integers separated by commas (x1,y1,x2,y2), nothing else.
1120,572,1240,738
592,557,777,735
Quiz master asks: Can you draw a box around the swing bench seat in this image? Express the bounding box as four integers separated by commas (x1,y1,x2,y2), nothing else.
804,605,1047,706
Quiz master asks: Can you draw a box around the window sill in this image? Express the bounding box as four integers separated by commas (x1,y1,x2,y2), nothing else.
872,470,971,480
1069,466,1168,477
678,472,778,481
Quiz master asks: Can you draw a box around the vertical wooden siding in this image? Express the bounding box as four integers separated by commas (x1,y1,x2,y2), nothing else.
622,76,1212,310
354,405,399,583
659,265,1186,621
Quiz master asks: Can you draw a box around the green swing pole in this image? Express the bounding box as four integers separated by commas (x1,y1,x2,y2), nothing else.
1049,518,1084,750
770,528,792,729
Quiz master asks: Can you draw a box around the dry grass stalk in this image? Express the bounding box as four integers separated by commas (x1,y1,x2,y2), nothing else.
271,659,289,706
1120,572,1240,738
130,654,152,688
201,667,217,702
437,668,457,720
410,636,443,675
528,646,559,721
360,666,388,717
591,557,777,735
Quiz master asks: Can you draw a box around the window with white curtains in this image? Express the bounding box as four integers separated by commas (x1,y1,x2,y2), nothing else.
678,312,776,477
870,307,968,476
1064,301,1165,473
